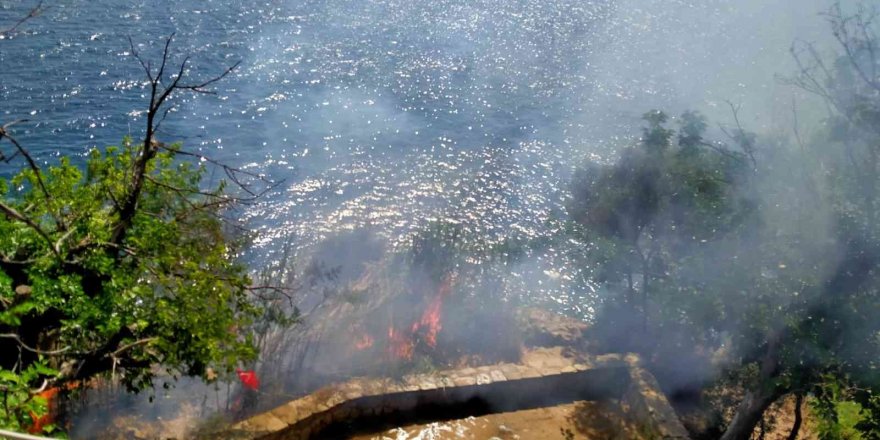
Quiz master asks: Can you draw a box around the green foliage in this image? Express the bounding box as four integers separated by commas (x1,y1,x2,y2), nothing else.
854,393,880,439
569,110,754,361
0,139,259,434
0,361,57,432
566,5,880,439
571,111,751,246
811,377,865,440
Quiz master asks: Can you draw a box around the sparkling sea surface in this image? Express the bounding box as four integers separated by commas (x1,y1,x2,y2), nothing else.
0,0,830,313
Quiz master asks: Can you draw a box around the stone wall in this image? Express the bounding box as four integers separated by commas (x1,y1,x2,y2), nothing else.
620,354,691,439
215,348,689,440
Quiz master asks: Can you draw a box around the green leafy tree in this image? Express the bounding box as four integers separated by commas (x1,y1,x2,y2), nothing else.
765,2,880,439
569,110,754,362
0,35,271,434
569,3,880,439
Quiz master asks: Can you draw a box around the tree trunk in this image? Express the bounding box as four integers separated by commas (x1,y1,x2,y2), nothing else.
786,394,804,440
720,331,786,440
720,386,783,440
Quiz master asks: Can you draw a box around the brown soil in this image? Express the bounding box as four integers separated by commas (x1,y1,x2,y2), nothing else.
92,403,201,439
753,394,818,440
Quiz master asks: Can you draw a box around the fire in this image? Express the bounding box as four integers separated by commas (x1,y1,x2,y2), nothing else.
387,326,415,360
348,274,455,362
412,289,445,348
416,274,454,347
386,274,455,360
354,333,375,350
27,381,82,434
28,387,59,434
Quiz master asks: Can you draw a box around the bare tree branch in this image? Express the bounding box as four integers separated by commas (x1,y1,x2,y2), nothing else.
826,2,880,94
785,39,842,118
156,144,282,198
0,0,44,37
153,33,175,84
698,139,747,164
110,337,157,358
248,285,298,307
0,333,69,356
127,36,154,82
111,34,244,247
0,120,66,230
178,60,241,93
790,97,808,155
0,201,59,258
719,100,758,168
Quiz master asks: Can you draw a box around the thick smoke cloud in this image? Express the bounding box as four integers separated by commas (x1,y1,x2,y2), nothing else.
1,0,855,436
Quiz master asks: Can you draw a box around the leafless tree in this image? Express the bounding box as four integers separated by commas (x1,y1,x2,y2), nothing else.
1,33,278,257
785,0,880,225
787,2,880,133
718,100,758,168
110,34,280,246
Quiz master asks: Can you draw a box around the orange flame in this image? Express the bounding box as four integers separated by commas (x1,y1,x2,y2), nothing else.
412,292,444,347
387,326,415,360
412,274,453,348
27,381,82,434
385,274,455,360
28,388,58,434
354,333,375,350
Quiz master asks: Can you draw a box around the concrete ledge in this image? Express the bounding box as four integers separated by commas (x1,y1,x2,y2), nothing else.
621,354,691,439
217,349,689,440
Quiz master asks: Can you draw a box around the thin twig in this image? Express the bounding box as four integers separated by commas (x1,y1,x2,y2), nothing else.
790,97,808,155
0,121,65,230
110,337,157,357
720,100,758,168
113,34,245,247
0,201,60,258
0,0,44,37
0,333,70,356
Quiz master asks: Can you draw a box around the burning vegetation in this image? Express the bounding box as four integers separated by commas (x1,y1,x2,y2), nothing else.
6,1,880,439
352,274,452,362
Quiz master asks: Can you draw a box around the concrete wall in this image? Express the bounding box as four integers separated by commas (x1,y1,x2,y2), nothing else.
216,349,689,440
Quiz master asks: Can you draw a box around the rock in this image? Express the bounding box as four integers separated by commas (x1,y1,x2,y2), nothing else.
270,402,301,425
244,413,286,432
516,307,588,347
453,376,476,386
437,376,455,388
418,378,437,390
